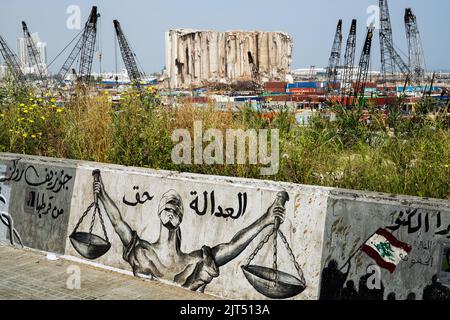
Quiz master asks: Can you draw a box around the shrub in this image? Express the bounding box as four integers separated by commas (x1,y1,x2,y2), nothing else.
0,84,448,200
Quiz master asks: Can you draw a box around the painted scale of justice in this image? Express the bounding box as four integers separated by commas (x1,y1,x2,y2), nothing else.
69,171,306,299
69,170,111,259
242,191,306,299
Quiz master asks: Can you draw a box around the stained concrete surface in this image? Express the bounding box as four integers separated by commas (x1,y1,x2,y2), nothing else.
166,29,293,88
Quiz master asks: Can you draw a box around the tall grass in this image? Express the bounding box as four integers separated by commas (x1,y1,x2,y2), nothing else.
0,82,448,199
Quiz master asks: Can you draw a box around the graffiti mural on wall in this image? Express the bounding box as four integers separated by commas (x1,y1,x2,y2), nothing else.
0,167,23,247
190,191,248,220
24,188,65,219
70,170,307,299
0,158,73,221
387,209,450,238
320,201,450,300
0,159,73,193
0,205,23,247
320,259,450,300
320,228,412,300
437,243,450,287
122,186,154,207
0,158,76,253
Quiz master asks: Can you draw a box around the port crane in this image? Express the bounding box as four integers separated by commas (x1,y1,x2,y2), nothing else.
54,6,99,87
404,8,426,84
22,21,48,88
354,27,375,103
379,0,411,83
341,19,357,103
0,35,26,84
308,66,316,81
326,19,343,93
113,19,144,89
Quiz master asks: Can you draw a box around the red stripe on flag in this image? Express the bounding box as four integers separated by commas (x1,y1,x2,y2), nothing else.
376,228,412,253
361,244,397,273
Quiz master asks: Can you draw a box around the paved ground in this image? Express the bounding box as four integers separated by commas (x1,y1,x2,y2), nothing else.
0,244,218,300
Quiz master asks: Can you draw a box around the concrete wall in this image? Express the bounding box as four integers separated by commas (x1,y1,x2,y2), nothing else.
0,152,449,300
320,191,450,300
0,155,77,253
0,163,10,243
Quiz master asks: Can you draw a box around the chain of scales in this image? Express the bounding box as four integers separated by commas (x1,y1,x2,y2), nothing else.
69,170,111,260
244,218,305,285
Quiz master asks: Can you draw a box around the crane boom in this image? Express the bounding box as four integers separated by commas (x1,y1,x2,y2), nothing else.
22,21,47,86
326,20,343,93
0,35,26,83
405,8,426,84
113,20,142,88
379,0,410,82
78,7,99,84
55,6,99,86
55,36,84,84
341,19,357,99
354,27,374,99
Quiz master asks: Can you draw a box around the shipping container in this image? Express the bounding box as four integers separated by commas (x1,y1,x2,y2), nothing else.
287,82,317,89
234,96,262,102
396,86,441,92
288,88,317,93
264,81,287,87
264,88,287,93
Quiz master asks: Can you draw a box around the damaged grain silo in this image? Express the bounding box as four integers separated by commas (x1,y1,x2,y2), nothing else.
165,29,293,89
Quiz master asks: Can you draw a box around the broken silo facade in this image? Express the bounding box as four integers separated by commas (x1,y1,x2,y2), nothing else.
165,29,293,89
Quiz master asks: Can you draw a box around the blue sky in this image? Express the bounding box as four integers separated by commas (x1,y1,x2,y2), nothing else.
1,0,448,74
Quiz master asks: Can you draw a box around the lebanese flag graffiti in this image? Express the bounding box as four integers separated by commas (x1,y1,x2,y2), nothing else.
361,228,412,273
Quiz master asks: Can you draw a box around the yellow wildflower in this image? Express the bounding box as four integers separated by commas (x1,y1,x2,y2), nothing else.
31,135,36,139
22,133,28,138
29,120,34,123
41,116,46,121
56,108,63,113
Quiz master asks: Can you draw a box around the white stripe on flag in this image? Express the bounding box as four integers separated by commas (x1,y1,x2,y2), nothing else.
365,233,409,266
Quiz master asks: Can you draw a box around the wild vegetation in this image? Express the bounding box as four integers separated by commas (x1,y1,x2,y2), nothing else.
0,79,448,200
